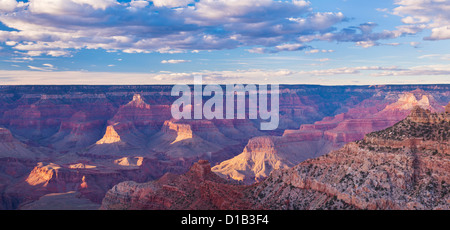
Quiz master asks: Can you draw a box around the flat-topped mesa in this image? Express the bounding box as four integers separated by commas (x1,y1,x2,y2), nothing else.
96,124,122,144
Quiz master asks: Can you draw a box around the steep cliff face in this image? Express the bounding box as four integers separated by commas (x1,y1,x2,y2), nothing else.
101,160,256,210
249,104,450,210
212,135,333,184
110,94,171,136
86,121,149,156
149,119,239,161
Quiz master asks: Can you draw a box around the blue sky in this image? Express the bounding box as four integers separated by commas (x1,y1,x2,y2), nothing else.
0,0,449,85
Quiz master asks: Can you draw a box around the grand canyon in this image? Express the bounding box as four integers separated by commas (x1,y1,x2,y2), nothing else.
0,84,449,210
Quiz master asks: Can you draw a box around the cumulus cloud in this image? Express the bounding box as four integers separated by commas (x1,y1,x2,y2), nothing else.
1,0,445,57
0,0,348,56
0,0,18,12
393,0,450,40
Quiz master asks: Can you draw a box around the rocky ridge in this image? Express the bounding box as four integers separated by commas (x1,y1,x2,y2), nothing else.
101,160,256,210
249,103,450,210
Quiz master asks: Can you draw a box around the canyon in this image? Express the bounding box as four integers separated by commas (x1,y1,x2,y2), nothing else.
102,102,450,210
0,85,449,209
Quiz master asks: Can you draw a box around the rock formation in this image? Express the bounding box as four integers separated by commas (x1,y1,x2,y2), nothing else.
148,119,240,162
0,85,449,209
101,160,256,210
110,94,171,136
249,105,450,210
212,135,333,184
213,91,445,184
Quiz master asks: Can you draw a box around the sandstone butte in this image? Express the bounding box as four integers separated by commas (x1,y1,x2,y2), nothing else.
102,102,450,210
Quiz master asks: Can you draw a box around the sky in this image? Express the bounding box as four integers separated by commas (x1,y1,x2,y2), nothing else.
0,0,450,85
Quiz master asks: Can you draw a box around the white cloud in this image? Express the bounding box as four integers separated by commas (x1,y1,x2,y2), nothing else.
305,49,334,54
393,0,450,40
72,0,117,10
27,63,56,71
275,43,308,52
1,0,446,58
0,0,17,12
129,0,149,9
4,57,34,63
373,64,450,76
5,41,17,46
246,43,308,54
161,59,191,64
356,41,379,48
409,42,421,48
152,0,192,8
0,0,349,56
418,54,450,61
1,63,450,85
298,66,402,76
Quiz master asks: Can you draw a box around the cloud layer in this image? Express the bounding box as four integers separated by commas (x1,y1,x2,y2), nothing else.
0,0,331,56
0,0,351,57
1,0,448,58
2,64,449,85
393,0,450,40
